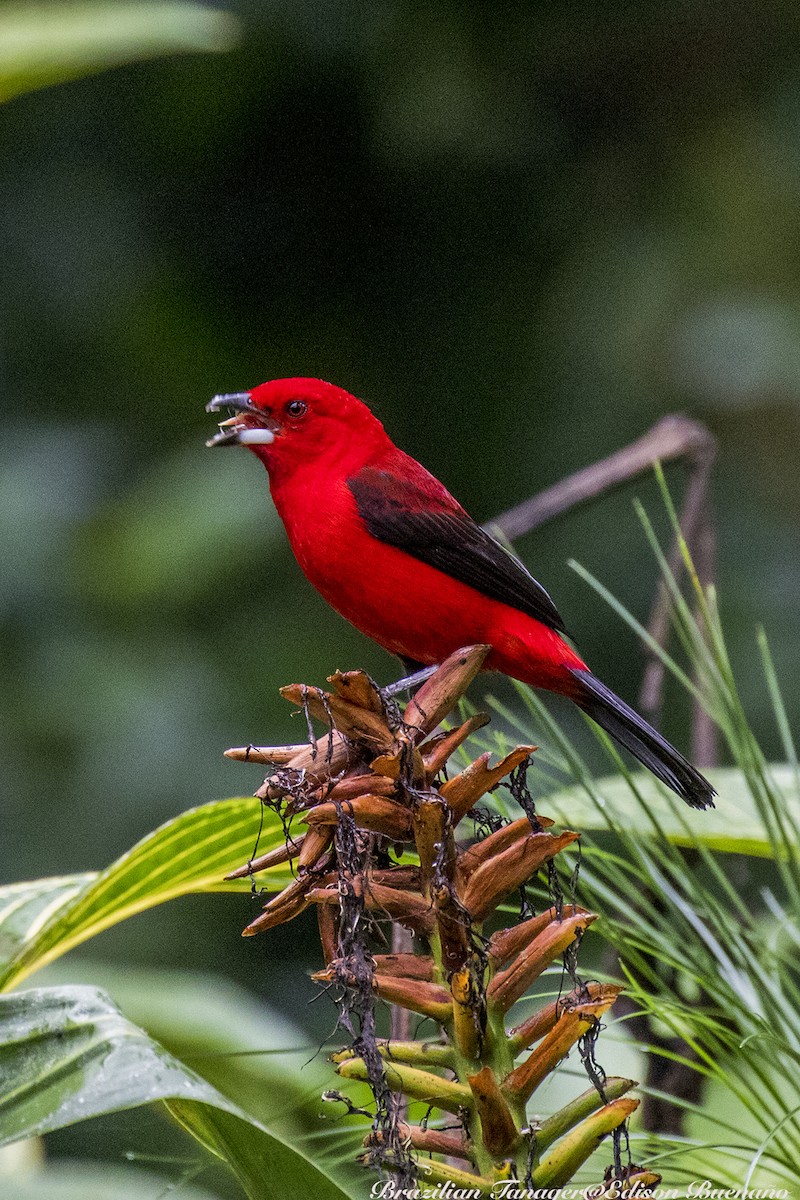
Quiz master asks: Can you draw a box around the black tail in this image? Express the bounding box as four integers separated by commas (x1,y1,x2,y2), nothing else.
569,669,715,810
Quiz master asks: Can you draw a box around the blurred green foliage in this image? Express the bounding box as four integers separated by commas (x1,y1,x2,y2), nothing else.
3,0,800,1187
0,4,237,101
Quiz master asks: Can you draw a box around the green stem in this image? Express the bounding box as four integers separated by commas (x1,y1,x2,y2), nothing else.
377,1040,455,1069
534,1078,635,1151
336,1057,471,1114
412,1159,494,1194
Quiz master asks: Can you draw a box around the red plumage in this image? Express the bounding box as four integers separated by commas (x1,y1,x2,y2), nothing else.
206,377,714,810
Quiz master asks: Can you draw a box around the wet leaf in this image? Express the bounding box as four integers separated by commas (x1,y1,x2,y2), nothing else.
0,985,349,1200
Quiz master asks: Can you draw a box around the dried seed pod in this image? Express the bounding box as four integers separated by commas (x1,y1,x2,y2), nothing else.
458,816,555,882
317,902,338,965
327,669,384,713
325,773,396,802
434,887,473,976
224,743,310,763
257,731,354,802
508,983,623,1054
371,953,434,980
307,881,435,933
488,904,587,968
461,830,580,920
297,825,335,870
313,965,453,1022
487,912,597,1012
303,796,413,840
373,975,453,1022
503,991,620,1103
242,868,334,937
421,713,491,778
370,744,427,785
402,645,491,739
441,746,536,823
367,866,421,890
413,796,451,889
393,1124,472,1161
224,833,305,880
280,683,394,750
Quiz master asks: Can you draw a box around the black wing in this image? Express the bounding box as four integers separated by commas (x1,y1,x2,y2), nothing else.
348,468,567,635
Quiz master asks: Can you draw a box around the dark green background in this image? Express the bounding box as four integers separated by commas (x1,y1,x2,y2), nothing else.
3,0,799,1052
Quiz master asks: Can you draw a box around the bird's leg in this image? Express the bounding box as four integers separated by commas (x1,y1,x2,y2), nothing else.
485,413,717,768
382,663,439,698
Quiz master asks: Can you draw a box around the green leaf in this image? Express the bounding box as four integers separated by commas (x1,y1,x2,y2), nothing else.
41,959,338,1132
167,1102,347,1200
540,764,800,857
36,961,368,1189
0,798,294,991
0,986,350,1200
0,875,97,975
0,4,238,103
0,1160,225,1200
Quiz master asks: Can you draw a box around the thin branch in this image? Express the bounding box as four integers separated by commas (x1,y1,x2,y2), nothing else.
485,414,716,542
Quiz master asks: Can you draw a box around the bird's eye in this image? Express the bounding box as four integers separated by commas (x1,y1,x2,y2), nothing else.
284,400,307,418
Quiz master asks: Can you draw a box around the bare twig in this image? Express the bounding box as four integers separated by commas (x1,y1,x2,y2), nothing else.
485,414,715,542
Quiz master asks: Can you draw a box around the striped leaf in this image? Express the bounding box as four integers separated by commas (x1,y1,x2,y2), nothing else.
0,797,292,991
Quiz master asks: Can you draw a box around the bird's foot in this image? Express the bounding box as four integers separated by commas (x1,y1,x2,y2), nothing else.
378,664,439,732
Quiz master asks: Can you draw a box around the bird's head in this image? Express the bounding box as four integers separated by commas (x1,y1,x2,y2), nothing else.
206,378,388,476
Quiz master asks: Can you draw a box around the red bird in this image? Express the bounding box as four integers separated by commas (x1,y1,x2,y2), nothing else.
207,377,714,810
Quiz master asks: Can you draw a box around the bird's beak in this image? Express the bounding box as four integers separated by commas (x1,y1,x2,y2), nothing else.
205,393,278,447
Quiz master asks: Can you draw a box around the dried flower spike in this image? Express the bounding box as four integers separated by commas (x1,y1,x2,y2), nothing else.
222,646,658,1193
